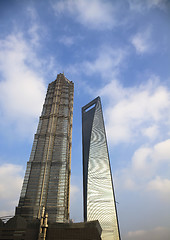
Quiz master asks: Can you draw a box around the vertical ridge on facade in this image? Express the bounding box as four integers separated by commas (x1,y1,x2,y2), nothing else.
16,73,74,223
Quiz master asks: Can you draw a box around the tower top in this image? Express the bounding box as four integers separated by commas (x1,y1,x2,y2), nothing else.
57,73,73,84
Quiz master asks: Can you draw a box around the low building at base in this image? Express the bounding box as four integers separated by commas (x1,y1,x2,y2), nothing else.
0,216,102,240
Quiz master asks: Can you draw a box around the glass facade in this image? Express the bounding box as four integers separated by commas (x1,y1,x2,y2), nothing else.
16,73,74,223
82,97,121,240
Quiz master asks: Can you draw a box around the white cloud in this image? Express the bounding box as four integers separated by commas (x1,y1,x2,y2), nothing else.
142,125,159,140
67,46,128,81
132,147,153,174
153,139,170,162
0,164,24,216
125,226,170,240
99,79,126,101
130,140,170,183
0,33,46,138
99,74,170,219
116,139,170,200
132,139,170,176
131,28,153,54
84,47,127,78
148,176,170,197
100,76,170,145
52,0,116,29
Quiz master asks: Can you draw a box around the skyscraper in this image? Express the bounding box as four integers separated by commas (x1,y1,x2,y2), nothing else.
16,73,74,223
82,97,121,240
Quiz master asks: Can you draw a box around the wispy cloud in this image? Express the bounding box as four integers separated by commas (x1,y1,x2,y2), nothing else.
83,47,127,78
67,46,128,82
52,0,116,29
125,226,170,240
130,28,153,54
26,7,43,46
128,0,168,12
58,35,75,46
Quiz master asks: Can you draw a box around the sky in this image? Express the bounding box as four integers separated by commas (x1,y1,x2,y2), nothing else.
0,0,170,239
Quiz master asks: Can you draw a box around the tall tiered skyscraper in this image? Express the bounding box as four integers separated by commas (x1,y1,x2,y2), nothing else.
16,73,74,223
82,97,121,240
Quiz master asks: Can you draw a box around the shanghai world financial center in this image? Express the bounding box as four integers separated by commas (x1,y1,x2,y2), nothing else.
15,73,121,239
82,97,120,240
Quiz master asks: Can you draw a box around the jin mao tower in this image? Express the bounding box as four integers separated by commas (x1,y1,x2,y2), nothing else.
16,73,74,223
82,97,121,240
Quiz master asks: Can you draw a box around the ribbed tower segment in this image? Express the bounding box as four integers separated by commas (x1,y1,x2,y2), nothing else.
82,97,121,240
16,73,74,223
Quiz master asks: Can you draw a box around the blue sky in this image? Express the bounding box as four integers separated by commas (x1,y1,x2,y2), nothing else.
0,0,170,239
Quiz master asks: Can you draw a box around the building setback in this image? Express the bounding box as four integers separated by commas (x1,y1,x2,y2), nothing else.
16,73,74,223
82,97,121,240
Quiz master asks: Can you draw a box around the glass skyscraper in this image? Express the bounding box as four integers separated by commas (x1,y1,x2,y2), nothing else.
16,73,74,223
82,97,121,240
